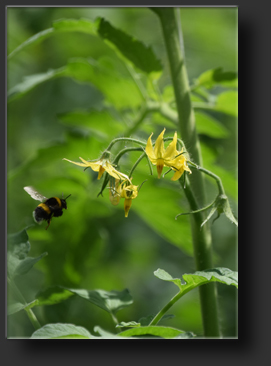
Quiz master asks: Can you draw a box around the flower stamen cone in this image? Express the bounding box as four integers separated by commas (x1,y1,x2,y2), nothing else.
124,199,133,218
156,158,164,179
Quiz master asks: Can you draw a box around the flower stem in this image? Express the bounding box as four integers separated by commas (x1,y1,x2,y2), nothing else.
106,137,146,151
188,161,225,195
152,7,220,337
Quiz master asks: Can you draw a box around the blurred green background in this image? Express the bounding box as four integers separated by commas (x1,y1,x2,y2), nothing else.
7,7,238,338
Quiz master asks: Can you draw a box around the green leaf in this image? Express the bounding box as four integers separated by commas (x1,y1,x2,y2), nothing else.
65,57,144,109
195,67,238,89
7,302,27,315
52,17,99,34
36,286,75,306
97,18,162,74
195,111,229,138
8,18,99,59
58,108,126,139
154,267,238,293
118,326,194,339
8,28,54,59
193,91,238,117
116,321,141,328
67,288,133,314
31,323,94,339
8,299,39,315
132,173,193,255
8,58,144,109
8,67,66,101
8,252,48,279
215,91,238,116
7,227,31,259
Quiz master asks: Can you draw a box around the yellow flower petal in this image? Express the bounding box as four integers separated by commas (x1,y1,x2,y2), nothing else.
145,133,156,162
63,158,89,167
171,166,185,181
163,132,178,160
154,128,165,159
170,153,191,181
64,156,130,182
104,162,131,181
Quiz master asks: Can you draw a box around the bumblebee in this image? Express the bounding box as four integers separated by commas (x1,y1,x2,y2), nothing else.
24,186,71,230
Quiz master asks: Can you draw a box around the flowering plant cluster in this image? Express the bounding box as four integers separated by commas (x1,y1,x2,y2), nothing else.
63,128,237,228
63,128,191,218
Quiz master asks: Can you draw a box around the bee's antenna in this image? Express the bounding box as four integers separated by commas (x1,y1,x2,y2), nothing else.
64,194,71,201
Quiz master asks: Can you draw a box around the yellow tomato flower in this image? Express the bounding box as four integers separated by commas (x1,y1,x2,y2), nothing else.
109,179,138,217
121,183,138,218
145,128,178,178
170,148,192,181
63,155,130,182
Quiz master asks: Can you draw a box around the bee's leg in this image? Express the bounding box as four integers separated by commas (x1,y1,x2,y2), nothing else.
45,213,54,230
45,220,51,230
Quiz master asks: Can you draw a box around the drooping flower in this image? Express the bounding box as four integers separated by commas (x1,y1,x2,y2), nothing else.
120,183,138,218
63,152,130,182
109,179,138,218
145,128,178,178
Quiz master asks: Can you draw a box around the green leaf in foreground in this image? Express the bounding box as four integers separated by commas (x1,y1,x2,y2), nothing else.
116,321,141,328
14,253,48,278
118,326,195,339
31,323,95,339
150,268,237,326
154,267,238,293
34,286,133,314
97,18,163,74
7,252,48,279
68,288,133,314
7,227,31,259
36,286,75,306
7,300,38,316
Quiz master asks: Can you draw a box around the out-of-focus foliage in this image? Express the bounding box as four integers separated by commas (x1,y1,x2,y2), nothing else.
7,7,237,338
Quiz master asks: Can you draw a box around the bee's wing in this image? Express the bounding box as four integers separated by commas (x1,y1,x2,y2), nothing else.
24,186,47,202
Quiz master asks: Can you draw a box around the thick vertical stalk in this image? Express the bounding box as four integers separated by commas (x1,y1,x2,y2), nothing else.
152,7,220,337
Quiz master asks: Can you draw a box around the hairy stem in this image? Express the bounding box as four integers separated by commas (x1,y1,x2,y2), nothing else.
152,7,220,337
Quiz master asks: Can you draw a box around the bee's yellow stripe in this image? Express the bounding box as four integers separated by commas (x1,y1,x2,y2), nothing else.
53,197,62,207
38,203,51,214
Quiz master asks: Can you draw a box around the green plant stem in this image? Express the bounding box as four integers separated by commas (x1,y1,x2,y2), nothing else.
188,161,225,195
24,308,42,331
113,147,144,164
149,291,182,326
153,7,220,337
8,277,41,330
